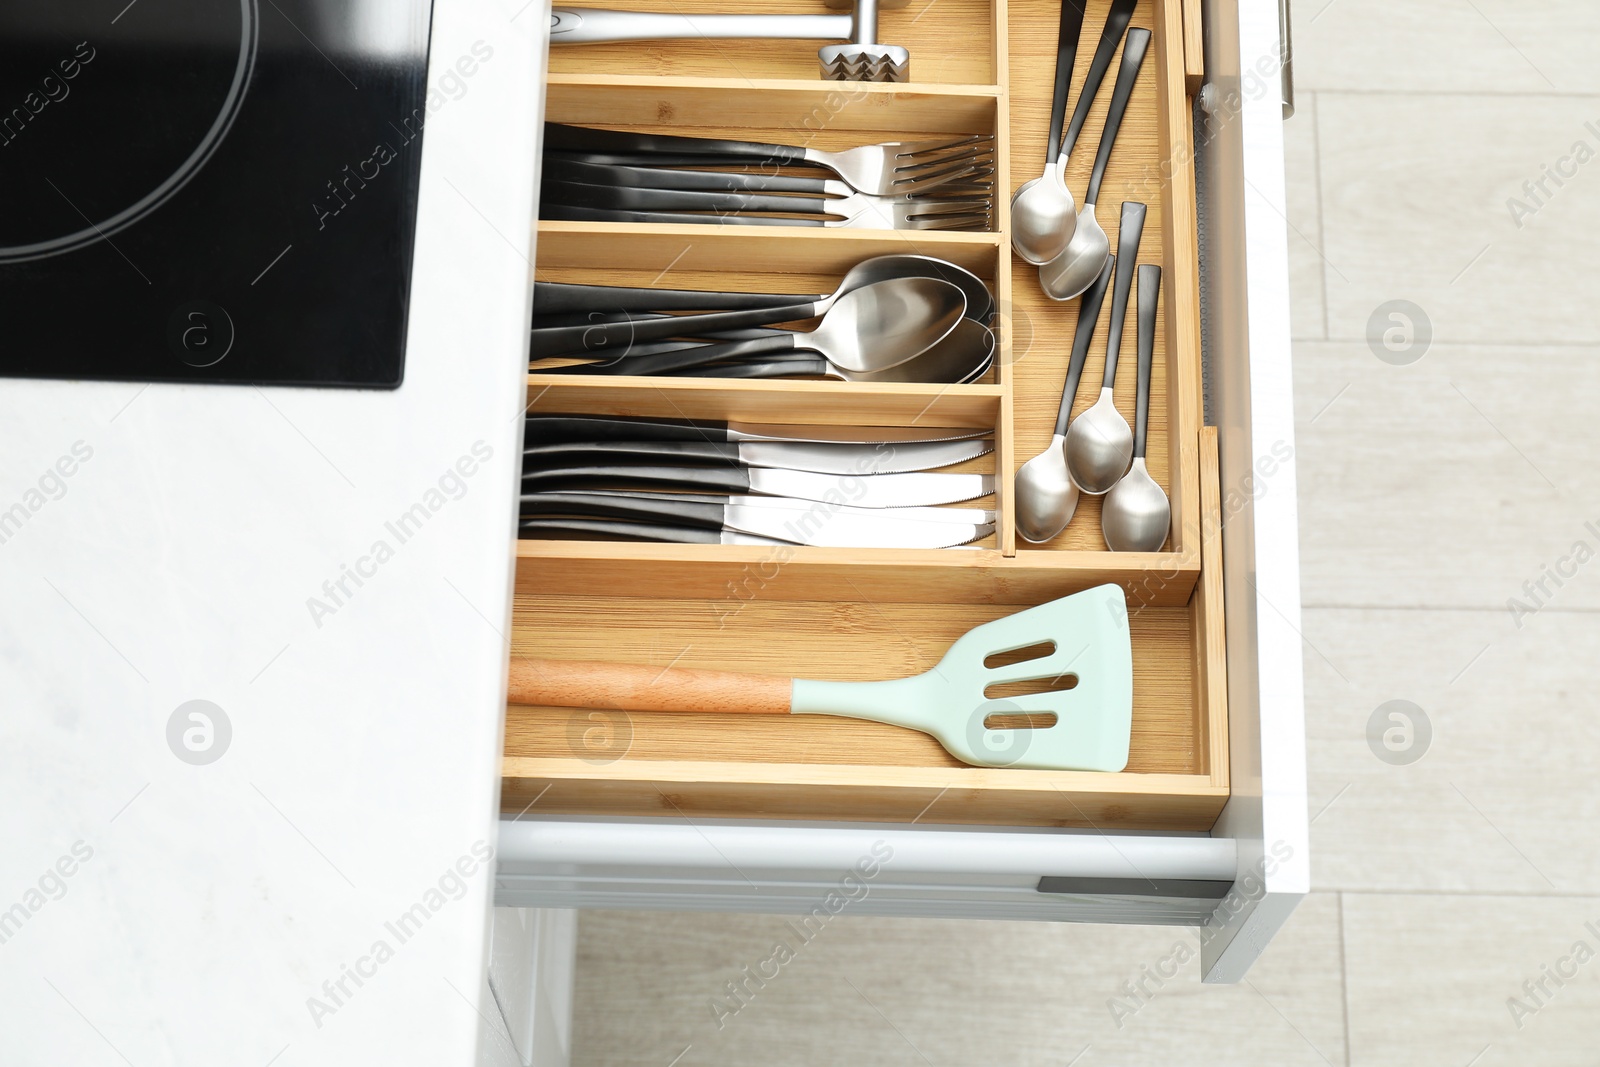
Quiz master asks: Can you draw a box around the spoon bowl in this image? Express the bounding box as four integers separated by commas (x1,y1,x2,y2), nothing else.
1064,387,1133,493
1012,165,1078,265
1101,457,1169,551
1038,202,1109,301
1016,434,1078,542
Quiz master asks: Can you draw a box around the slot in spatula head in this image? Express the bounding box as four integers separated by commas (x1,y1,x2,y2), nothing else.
790,584,1134,771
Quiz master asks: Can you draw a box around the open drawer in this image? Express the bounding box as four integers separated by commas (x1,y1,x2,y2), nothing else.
495,0,1307,983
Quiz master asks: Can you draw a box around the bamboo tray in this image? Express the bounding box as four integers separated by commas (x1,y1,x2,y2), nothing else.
505,0,1226,830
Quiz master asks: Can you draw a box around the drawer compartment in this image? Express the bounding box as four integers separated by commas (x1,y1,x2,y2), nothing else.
509,0,1224,832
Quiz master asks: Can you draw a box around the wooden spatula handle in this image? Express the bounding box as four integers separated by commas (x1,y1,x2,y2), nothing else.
508,658,793,715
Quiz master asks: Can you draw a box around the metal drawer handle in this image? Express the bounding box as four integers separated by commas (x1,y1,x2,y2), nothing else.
1279,0,1295,118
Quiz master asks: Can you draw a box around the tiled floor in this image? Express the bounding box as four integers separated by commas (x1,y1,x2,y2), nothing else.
569,3,1600,1062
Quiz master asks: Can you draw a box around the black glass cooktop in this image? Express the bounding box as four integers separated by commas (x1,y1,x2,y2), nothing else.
0,0,433,387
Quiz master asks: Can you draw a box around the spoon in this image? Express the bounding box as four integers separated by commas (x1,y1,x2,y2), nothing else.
681,318,996,384
1037,26,1151,301
1064,200,1145,493
1011,0,1137,265
547,278,967,377
530,255,990,362
1009,0,1086,263
1014,256,1115,542
1102,263,1170,551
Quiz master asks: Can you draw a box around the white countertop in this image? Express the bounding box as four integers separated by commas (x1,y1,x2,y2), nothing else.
0,3,543,1063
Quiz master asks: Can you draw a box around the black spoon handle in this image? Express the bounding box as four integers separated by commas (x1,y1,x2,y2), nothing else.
1134,262,1161,460
544,123,806,166
541,335,798,376
528,291,823,360
1102,200,1147,387
533,281,819,316
1054,255,1115,436
1085,25,1151,205
1046,0,1089,165
679,358,834,379
519,517,728,544
1060,0,1136,163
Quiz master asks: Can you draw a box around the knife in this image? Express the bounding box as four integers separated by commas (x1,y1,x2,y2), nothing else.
519,517,789,545
522,438,993,475
527,488,996,525
524,415,991,446
521,492,993,548
521,464,995,508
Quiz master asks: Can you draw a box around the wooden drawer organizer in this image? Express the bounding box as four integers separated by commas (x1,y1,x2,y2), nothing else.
505,0,1227,831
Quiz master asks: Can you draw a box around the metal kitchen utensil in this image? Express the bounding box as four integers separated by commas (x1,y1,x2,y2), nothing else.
529,265,963,362
1101,263,1169,551
549,0,911,81
1065,201,1145,494
532,254,995,323
540,179,992,230
1038,27,1151,301
1013,255,1114,543
1012,0,1137,264
523,416,991,446
524,437,993,475
520,491,993,548
520,517,790,545
668,317,994,384
541,201,990,232
522,465,995,508
543,125,992,197
543,278,966,376
1010,0,1087,262
507,583,1134,772
559,489,996,525
542,157,995,203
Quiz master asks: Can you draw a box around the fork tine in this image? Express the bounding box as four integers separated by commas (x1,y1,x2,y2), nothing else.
898,198,993,216
889,134,992,158
892,158,997,191
893,148,996,177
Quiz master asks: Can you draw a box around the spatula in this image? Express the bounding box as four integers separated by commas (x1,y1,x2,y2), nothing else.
507,584,1133,771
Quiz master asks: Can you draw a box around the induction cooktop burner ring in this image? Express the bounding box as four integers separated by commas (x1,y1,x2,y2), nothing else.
0,0,259,265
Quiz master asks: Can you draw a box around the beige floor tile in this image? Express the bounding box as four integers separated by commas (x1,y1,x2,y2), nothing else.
1301,607,1600,894
1343,893,1600,1066
1289,0,1600,94
572,897,1346,1067
1316,92,1600,347
1284,93,1327,339
1293,339,1600,609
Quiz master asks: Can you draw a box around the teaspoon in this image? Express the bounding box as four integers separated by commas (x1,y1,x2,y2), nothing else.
1064,199,1145,493
1014,256,1114,542
1102,262,1170,551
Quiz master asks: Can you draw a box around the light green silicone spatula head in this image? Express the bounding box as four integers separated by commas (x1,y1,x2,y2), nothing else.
789,584,1134,771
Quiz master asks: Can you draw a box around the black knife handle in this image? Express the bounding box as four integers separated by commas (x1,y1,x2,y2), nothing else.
518,517,722,544
523,440,743,466
520,490,729,529
523,416,732,443
522,465,753,494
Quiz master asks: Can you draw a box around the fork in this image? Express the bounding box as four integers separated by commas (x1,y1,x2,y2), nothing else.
543,156,996,201
540,186,992,231
543,123,995,197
